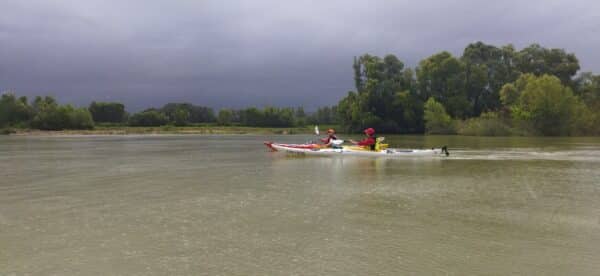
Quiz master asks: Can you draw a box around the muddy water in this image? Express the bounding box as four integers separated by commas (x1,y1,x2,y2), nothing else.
1,135,599,275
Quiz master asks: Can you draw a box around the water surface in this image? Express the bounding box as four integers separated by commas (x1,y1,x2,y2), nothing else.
1,135,599,275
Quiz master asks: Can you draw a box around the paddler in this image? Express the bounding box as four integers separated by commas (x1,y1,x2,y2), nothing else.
350,128,376,150
320,128,338,147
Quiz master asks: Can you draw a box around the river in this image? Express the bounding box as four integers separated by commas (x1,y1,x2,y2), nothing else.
1,135,599,275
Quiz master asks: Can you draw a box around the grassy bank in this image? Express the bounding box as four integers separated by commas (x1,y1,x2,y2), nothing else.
1,128,17,135
4,125,335,136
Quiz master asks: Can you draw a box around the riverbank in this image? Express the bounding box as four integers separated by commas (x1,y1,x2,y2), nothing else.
2,125,327,136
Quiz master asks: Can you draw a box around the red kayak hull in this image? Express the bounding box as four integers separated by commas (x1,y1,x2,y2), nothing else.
264,141,319,151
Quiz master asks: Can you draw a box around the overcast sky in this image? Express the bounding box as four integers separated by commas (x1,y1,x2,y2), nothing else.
1,0,599,111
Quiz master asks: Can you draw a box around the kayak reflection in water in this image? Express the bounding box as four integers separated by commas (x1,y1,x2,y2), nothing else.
350,128,377,150
320,128,339,148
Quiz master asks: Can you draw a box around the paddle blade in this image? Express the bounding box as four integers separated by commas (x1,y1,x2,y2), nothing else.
314,125,319,135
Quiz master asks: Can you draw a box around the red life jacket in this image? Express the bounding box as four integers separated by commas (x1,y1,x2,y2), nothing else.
358,136,376,150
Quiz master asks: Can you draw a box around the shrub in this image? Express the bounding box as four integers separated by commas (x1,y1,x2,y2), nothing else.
69,107,95,129
501,74,586,135
458,112,513,136
424,98,456,134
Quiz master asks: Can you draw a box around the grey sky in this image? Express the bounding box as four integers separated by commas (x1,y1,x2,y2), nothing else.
1,0,599,111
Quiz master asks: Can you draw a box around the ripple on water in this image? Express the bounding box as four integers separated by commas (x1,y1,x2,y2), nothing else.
1,135,600,275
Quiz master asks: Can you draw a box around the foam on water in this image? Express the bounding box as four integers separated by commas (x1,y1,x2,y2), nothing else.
448,148,600,162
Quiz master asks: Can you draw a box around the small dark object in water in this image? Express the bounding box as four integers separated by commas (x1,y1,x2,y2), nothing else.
441,146,449,156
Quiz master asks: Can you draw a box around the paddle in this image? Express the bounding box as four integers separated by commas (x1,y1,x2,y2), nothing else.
313,125,321,147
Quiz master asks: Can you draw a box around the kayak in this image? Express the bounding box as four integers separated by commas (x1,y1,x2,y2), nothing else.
264,142,449,157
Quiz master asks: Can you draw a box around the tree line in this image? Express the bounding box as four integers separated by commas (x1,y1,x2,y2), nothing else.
0,95,338,130
338,42,600,135
0,95,94,130
2,41,599,135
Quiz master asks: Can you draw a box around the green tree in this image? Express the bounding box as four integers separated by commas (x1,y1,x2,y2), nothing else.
31,103,94,130
30,96,62,130
393,91,424,133
337,91,370,132
499,73,534,106
69,107,95,129
424,98,455,134
128,110,169,126
188,105,216,123
574,72,600,109
308,106,338,125
161,103,215,124
417,52,470,118
239,107,263,126
222,107,299,127
340,54,420,133
501,74,585,135
295,107,306,126
262,107,295,127
172,108,190,126
461,42,520,115
217,109,233,126
515,44,580,87
88,101,127,123
0,93,34,127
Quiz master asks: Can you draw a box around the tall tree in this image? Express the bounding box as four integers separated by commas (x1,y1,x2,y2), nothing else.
417,52,469,118
515,44,580,87
461,42,519,115
0,93,34,127
340,54,419,132
88,101,127,123
574,72,600,109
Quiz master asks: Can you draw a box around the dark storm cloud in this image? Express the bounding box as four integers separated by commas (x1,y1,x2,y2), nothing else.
1,0,599,110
